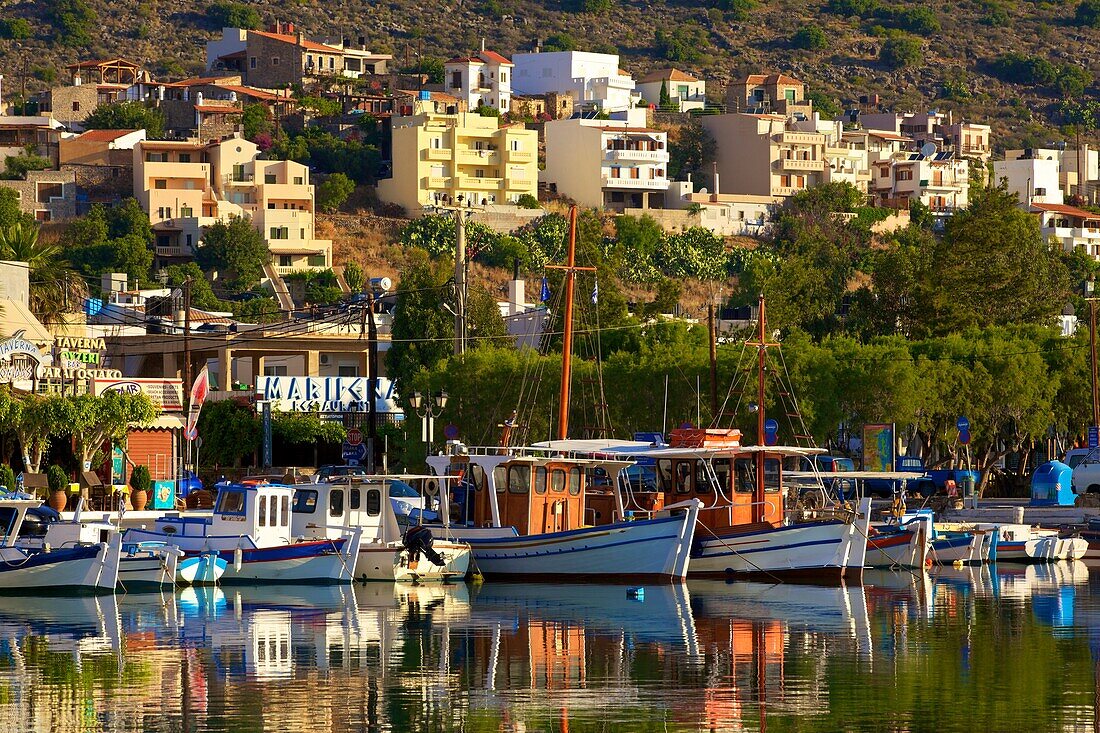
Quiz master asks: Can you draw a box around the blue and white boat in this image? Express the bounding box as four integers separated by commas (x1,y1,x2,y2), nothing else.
0,496,120,593
123,482,362,584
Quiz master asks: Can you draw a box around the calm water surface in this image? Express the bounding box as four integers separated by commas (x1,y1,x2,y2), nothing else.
0,564,1096,732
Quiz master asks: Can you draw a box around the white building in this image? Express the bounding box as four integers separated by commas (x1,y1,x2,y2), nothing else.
1027,202,1100,258
444,49,513,113
993,154,1064,206
512,51,638,113
636,69,705,112
542,116,668,211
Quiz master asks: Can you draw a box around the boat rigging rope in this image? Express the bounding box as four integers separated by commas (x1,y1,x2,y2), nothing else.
695,521,785,585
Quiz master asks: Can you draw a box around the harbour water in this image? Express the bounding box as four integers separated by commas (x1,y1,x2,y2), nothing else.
0,566,1097,732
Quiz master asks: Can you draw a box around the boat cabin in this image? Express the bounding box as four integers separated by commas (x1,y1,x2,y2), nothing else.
426,452,634,534
149,483,295,544
290,480,401,545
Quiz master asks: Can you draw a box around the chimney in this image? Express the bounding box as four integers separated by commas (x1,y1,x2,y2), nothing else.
712,161,720,200
297,31,304,46
508,260,525,316
481,38,486,52
74,74,82,86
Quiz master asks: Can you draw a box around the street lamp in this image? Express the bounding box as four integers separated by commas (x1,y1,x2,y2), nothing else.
411,391,448,454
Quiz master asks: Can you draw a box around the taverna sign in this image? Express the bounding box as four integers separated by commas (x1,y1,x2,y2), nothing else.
257,376,403,415
0,330,48,383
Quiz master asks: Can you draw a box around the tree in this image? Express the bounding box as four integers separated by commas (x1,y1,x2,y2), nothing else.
83,102,166,138
387,253,454,390
654,25,708,65
196,399,261,468
129,464,151,492
0,189,32,231
542,33,577,52
880,33,922,69
666,122,716,189
194,216,269,294
4,393,68,473
208,0,262,29
0,222,87,323
317,172,355,212
3,151,52,179
516,194,541,209
272,412,346,444
241,104,273,141
1078,0,1100,28
65,200,154,287
791,24,829,51
48,0,96,46
343,261,365,291
659,81,672,109
0,18,33,40
0,465,15,491
59,392,158,469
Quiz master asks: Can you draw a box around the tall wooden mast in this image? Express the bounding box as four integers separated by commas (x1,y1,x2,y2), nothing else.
748,293,774,524
546,206,594,441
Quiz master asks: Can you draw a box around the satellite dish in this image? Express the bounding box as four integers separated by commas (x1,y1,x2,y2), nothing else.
920,142,937,158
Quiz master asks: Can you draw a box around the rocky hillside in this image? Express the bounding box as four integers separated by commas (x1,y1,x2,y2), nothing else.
3,0,1099,148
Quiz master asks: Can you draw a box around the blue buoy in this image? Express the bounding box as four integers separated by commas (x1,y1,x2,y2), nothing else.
627,586,645,600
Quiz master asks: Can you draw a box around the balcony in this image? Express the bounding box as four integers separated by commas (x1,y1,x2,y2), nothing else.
505,178,534,189
606,148,670,163
423,176,452,188
505,149,534,163
458,175,503,189
602,176,668,190
1047,226,1100,240
457,148,500,165
424,147,452,161
779,158,824,172
155,246,191,258
776,131,821,145
224,173,254,186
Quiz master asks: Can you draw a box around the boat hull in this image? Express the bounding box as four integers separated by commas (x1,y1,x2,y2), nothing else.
930,534,980,565
0,538,119,594
689,520,863,580
118,554,177,591
866,527,928,569
355,542,471,582
177,552,227,585
460,505,698,583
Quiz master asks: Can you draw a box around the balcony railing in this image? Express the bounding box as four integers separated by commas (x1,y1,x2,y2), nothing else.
505,149,534,162
776,131,820,145
458,175,503,188
606,149,670,163
779,158,824,172
457,149,500,165
424,148,452,161
155,246,191,258
602,176,667,189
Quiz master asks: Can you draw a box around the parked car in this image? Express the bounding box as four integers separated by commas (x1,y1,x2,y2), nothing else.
178,469,203,498
861,456,938,498
1071,449,1100,493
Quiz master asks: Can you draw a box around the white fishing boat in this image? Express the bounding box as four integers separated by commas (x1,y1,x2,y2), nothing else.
0,496,121,593
865,521,930,569
290,477,471,582
123,482,362,584
118,541,185,591
989,524,1088,562
177,551,227,585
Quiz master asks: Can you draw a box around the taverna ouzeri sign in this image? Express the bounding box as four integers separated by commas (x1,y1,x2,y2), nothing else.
0,330,48,384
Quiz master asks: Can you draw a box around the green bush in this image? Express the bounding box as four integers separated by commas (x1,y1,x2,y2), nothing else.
48,0,96,46
879,33,922,69
655,25,708,64
343,260,365,291
129,464,151,493
543,33,577,52
208,0,261,29
716,0,758,20
791,24,829,50
83,102,166,138
0,18,33,40
516,194,541,209
825,0,879,16
47,465,68,494
317,172,355,212
1077,0,1100,28
0,465,15,492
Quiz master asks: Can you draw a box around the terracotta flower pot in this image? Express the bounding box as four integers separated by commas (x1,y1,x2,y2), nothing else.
131,488,148,512
48,490,67,512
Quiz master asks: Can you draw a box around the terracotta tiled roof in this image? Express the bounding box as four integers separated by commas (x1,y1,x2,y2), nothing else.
479,50,513,65
740,72,803,86
446,56,481,64
1029,202,1100,220
639,68,699,84
76,129,138,142
194,104,240,113
250,30,342,54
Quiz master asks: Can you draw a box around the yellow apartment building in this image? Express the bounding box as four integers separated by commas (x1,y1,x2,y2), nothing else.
133,135,331,273
377,109,538,214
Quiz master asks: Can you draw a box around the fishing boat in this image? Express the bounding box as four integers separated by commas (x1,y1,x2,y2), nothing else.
123,482,362,584
0,495,121,593
423,206,700,584
865,522,930,568
177,551,227,586
989,524,1087,562
117,541,185,590
290,477,471,582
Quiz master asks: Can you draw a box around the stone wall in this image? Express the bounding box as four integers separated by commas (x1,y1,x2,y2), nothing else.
62,163,133,203
246,35,306,89
47,85,100,127
0,170,78,221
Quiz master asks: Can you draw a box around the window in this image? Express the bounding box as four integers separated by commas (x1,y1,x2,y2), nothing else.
249,57,257,69
180,206,192,217
500,71,507,83
216,490,246,514
535,466,547,494
293,489,318,513
185,234,192,247
154,179,167,190
270,227,289,240
678,85,689,97
272,56,280,66
734,458,754,493
674,461,692,494
258,495,267,526
510,139,520,151
280,495,289,525
293,176,303,185
299,228,305,239
268,202,276,209
1035,187,1047,197
279,255,292,267
264,365,288,376
265,174,277,184
785,89,796,102
233,164,246,181
338,365,358,377
896,169,913,181
330,489,344,517
431,137,443,149
366,488,381,516
550,469,565,493
269,495,278,526
508,465,529,494
179,153,191,163
72,101,80,112
568,467,581,496
350,489,361,510
328,57,335,70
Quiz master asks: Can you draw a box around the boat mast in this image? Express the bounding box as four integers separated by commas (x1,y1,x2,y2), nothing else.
547,206,594,441
754,293,767,524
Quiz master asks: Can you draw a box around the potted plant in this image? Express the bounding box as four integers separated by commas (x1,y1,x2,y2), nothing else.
0,465,15,494
130,464,151,511
47,465,68,512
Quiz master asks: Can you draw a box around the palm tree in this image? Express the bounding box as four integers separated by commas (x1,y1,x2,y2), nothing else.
0,222,87,324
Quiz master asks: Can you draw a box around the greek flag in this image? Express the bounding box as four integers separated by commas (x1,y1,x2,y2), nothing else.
591,279,599,304
540,277,551,303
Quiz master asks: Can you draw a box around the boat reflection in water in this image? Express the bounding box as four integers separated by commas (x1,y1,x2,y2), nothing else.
0,566,1098,731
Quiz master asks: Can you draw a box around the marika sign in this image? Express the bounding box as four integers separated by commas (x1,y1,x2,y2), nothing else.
0,330,48,384
257,376,403,415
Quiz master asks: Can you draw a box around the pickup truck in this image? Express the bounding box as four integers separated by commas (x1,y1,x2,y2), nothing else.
1071,449,1100,493
861,456,978,498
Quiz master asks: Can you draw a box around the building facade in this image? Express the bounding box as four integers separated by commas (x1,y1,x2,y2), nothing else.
512,51,638,113
133,135,331,272
542,117,669,211
993,153,1064,206
726,73,811,116
636,69,706,112
377,111,538,213
444,49,513,113
702,113,827,198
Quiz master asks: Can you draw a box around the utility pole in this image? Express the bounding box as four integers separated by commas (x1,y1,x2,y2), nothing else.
367,290,379,474
182,277,192,408
708,303,718,420
1091,298,1099,428
454,207,467,355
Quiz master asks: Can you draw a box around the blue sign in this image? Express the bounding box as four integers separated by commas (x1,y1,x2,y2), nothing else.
1090,426,1099,450
763,418,779,446
959,430,972,446
342,442,367,465
957,416,970,432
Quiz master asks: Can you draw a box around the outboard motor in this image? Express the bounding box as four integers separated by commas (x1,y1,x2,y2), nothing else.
403,525,445,566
